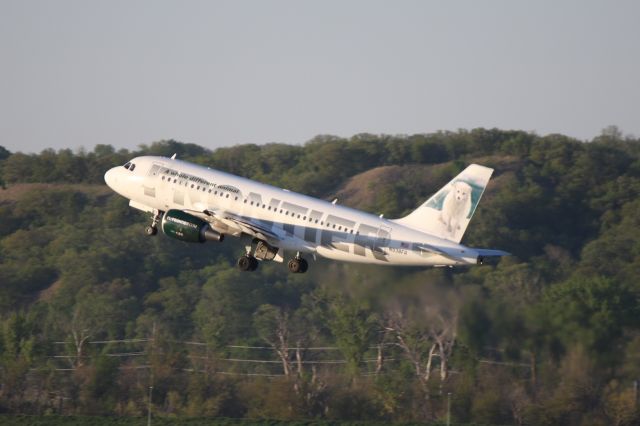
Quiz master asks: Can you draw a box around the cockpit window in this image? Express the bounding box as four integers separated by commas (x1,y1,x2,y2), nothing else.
123,161,136,171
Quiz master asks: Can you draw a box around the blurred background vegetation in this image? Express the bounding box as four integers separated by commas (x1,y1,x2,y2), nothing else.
1,127,639,425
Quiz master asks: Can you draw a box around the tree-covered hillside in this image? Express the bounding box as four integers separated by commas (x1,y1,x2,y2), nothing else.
1,128,639,425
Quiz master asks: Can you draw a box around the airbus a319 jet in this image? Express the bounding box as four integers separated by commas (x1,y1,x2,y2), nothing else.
104,155,508,273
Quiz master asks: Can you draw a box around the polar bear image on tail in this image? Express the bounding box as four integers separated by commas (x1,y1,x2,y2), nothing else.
438,181,473,236
393,164,493,243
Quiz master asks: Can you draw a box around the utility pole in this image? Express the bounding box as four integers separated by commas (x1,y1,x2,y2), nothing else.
147,321,156,426
147,385,153,426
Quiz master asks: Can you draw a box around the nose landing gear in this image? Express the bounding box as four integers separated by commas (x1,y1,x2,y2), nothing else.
145,210,163,236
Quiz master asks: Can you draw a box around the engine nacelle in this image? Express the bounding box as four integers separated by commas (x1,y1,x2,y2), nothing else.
161,210,224,243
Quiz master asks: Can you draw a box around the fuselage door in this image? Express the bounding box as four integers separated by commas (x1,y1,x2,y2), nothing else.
144,162,168,204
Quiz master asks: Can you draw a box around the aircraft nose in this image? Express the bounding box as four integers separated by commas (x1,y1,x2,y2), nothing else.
104,167,118,189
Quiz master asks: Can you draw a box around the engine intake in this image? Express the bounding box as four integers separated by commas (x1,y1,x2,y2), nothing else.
161,210,224,243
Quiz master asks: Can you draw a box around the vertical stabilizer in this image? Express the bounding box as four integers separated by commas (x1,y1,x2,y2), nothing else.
392,164,493,243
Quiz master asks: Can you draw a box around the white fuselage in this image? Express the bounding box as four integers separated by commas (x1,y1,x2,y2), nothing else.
105,156,481,266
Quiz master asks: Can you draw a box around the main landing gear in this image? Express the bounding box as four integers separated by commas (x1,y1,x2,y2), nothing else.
287,255,308,274
237,255,259,271
145,210,163,236
237,242,309,274
237,240,265,272
237,254,308,273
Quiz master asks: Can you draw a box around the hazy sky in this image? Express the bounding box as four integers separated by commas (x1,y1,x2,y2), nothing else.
1,1,639,153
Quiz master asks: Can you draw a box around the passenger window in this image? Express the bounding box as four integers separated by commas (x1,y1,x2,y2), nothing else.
226,194,229,198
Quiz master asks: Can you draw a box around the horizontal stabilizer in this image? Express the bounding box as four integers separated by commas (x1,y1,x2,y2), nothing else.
475,248,510,257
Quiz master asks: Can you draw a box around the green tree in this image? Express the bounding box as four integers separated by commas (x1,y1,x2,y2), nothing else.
542,276,639,366
328,297,376,377
0,145,10,160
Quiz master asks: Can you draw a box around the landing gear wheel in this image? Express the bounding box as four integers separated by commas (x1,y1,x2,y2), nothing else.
145,225,158,236
288,259,301,273
249,256,258,271
288,258,308,273
238,255,258,272
299,258,308,273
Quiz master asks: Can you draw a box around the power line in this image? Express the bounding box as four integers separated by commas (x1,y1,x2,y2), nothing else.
49,352,147,359
188,356,397,364
478,359,531,368
53,338,151,345
51,339,391,351
226,345,341,350
182,369,284,377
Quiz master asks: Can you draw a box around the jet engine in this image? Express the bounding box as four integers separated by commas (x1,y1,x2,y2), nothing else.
161,210,224,243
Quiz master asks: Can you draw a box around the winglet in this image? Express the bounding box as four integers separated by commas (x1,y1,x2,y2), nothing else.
171,153,177,160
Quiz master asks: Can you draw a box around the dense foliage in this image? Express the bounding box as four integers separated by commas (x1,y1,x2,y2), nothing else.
1,128,639,425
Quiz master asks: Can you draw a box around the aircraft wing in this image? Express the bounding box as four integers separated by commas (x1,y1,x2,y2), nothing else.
222,212,281,241
219,212,316,253
185,207,280,242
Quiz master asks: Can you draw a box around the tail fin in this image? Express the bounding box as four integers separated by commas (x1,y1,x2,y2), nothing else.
393,164,493,243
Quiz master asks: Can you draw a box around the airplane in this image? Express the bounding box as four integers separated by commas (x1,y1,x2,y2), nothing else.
104,155,508,273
